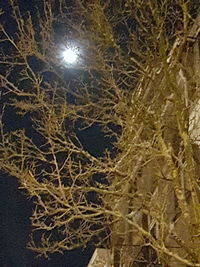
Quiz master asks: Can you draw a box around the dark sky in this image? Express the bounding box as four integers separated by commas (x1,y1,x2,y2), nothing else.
0,0,104,266
0,174,94,267
0,124,109,266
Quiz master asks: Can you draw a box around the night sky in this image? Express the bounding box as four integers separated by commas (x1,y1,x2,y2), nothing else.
0,125,109,267
0,168,94,267
0,0,107,266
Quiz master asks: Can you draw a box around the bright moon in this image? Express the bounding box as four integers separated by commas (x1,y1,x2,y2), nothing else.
62,48,78,64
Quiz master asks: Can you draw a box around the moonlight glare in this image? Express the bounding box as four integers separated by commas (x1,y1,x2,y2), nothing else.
62,47,78,64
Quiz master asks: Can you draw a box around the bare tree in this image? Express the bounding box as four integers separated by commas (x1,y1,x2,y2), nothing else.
1,0,200,266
